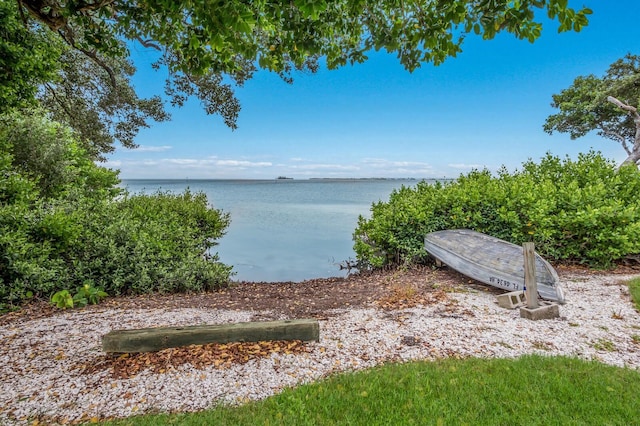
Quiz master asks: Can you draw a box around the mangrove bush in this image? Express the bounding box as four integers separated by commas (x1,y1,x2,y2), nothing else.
0,111,231,312
353,151,640,269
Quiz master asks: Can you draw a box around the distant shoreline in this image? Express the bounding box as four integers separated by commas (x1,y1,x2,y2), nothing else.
120,177,454,182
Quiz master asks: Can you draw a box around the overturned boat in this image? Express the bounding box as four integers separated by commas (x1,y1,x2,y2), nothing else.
424,229,565,303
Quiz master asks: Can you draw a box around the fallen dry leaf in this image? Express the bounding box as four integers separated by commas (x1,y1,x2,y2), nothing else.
78,340,309,379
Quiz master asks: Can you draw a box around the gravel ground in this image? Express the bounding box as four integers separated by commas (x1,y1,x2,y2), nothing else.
1,272,639,425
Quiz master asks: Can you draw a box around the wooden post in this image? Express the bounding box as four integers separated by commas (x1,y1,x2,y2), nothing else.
102,318,320,353
523,242,538,309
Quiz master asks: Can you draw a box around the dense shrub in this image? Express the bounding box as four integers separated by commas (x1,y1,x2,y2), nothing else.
353,152,640,269
69,191,231,296
0,112,231,312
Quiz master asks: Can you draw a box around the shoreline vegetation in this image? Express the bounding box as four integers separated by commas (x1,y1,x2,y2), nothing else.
353,152,640,270
123,177,447,182
5,148,640,311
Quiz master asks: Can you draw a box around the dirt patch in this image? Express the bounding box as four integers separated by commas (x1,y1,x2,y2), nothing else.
1,264,636,326
0,266,484,325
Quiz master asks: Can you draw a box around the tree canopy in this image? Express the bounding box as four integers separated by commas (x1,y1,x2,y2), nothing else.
544,54,640,167
14,0,592,138
0,0,61,112
39,48,170,160
2,1,171,159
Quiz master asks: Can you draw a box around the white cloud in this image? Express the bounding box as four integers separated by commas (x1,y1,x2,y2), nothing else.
215,160,272,167
447,163,487,170
290,163,360,171
358,158,435,176
133,145,173,152
107,154,442,179
362,158,433,168
168,159,200,165
105,156,275,179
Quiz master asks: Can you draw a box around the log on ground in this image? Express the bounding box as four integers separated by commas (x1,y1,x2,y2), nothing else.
102,318,320,353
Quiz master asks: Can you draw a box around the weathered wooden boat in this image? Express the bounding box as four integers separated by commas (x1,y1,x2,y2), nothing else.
424,229,565,303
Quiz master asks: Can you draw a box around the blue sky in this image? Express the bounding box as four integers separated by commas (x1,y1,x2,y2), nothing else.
106,2,640,180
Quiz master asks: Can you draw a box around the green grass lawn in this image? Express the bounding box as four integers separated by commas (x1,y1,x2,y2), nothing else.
104,355,640,426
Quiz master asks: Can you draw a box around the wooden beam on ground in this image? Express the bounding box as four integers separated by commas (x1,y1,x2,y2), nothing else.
102,319,320,353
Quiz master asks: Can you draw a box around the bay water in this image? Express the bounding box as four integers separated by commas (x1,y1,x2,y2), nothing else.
120,179,420,282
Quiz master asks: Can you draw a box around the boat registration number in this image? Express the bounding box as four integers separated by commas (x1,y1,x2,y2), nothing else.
489,276,520,290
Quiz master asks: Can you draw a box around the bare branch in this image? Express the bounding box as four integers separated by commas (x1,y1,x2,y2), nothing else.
601,129,632,154
607,95,640,118
75,0,116,14
43,82,74,120
137,37,162,51
620,138,632,155
57,25,119,89
600,129,626,143
19,0,66,31
607,96,640,167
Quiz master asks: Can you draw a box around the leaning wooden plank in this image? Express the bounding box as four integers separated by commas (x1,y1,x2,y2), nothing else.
102,318,320,353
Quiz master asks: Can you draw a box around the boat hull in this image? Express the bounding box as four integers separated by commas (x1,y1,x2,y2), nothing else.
424,229,565,303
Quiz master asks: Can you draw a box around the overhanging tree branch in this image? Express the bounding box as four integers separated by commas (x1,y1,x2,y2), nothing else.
601,129,631,154
543,56,640,169
607,95,640,166
607,95,640,118
43,82,74,120
16,0,594,133
75,46,118,88
136,37,161,51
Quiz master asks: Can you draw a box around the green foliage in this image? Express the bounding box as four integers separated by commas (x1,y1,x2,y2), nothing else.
50,290,74,309
74,282,108,307
0,1,62,112
15,0,591,127
544,54,640,166
0,112,232,312
50,282,108,309
69,190,232,297
354,151,640,269
38,48,170,160
0,110,121,198
19,0,592,73
2,1,169,159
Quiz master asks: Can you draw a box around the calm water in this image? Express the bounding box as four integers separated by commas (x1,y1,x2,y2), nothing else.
120,179,421,282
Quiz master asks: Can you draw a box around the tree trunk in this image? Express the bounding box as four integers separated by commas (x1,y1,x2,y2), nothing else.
607,96,640,168
622,118,640,167
620,152,640,167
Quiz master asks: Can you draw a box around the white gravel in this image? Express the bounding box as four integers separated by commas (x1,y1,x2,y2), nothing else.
1,273,639,424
